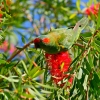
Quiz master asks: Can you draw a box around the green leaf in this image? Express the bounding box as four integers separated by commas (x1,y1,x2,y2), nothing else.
32,69,44,78
41,90,52,94
0,60,7,64
35,82,58,90
0,34,5,44
77,79,84,93
95,39,100,46
88,52,94,68
60,95,67,100
83,75,88,90
13,67,22,76
24,50,31,63
0,54,3,59
21,36,26,43
76,0,81,11
94,42,100,53
93,72,100,83
21,60,28,74
82,68,89,75
78,95,83,100
21,93,34,98
16,46,23,50
31,86,46,100
0,0,3,4
6,61,17,68
4,92,13,99
84,58,92,72
69,13,77,19
90,79,98,90
3,11,11,18
3,0,9,12
28,88,37,98
70,52,82,66
81,32,92,38
96,8,100,29
0,75,19,82
29,66,40,76
77,68,82,79
60,6,68,11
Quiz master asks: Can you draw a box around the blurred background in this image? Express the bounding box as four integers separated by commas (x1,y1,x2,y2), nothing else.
0,0,95,57
1,1,100,100
0,0,90,46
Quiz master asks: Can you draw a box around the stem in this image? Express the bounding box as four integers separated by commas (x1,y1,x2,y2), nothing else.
7,40,34,62
6,39,38,67
74,43,85,48
0,40,38,82
76,30,99,68
85,85,88,100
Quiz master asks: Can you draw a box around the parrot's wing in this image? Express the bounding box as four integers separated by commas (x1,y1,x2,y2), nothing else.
58,29,74,50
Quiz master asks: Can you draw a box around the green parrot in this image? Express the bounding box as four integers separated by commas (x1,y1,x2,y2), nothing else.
33,17,88,54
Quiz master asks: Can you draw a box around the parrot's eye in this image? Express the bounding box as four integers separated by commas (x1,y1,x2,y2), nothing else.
42,38,50,44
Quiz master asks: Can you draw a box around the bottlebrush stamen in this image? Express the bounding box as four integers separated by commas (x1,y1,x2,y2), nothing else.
45,51,73,87
85,3,100,16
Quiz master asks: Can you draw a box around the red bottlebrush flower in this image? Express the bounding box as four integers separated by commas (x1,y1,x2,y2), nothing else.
45,51,72,70
0,13,3,18
50,69,64,84
0,40,16,54
45,51,73,87
85,3,100,16
0,41,8,51
0,10,3,18
68,77,73,84
9,44,16,54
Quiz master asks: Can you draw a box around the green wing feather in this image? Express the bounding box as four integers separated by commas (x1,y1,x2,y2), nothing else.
37,17,88,54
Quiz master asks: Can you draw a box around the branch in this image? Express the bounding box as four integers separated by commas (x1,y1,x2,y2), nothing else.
74,43,85,48
85,86,88,100
7,40,34,62
76,30,99,68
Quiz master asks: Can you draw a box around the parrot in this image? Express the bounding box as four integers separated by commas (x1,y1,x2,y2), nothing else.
33,17,88,54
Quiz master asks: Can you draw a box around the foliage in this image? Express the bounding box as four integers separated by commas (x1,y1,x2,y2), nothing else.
0,0,100,100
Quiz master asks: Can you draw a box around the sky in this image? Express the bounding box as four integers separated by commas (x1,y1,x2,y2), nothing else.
73,0,88,3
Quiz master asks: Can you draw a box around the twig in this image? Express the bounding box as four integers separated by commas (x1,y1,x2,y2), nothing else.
74,43,85,48
85,85,88,100
76,30,99,68
0,39,39,83
7,40,34,62
33,61,38,67
74,30,99,100
7,39,38,68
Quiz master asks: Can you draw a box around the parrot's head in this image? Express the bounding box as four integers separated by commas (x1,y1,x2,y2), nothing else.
33,38,41,48
33,37,50,49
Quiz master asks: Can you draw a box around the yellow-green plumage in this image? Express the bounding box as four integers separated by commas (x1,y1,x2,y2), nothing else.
33,17,88,54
